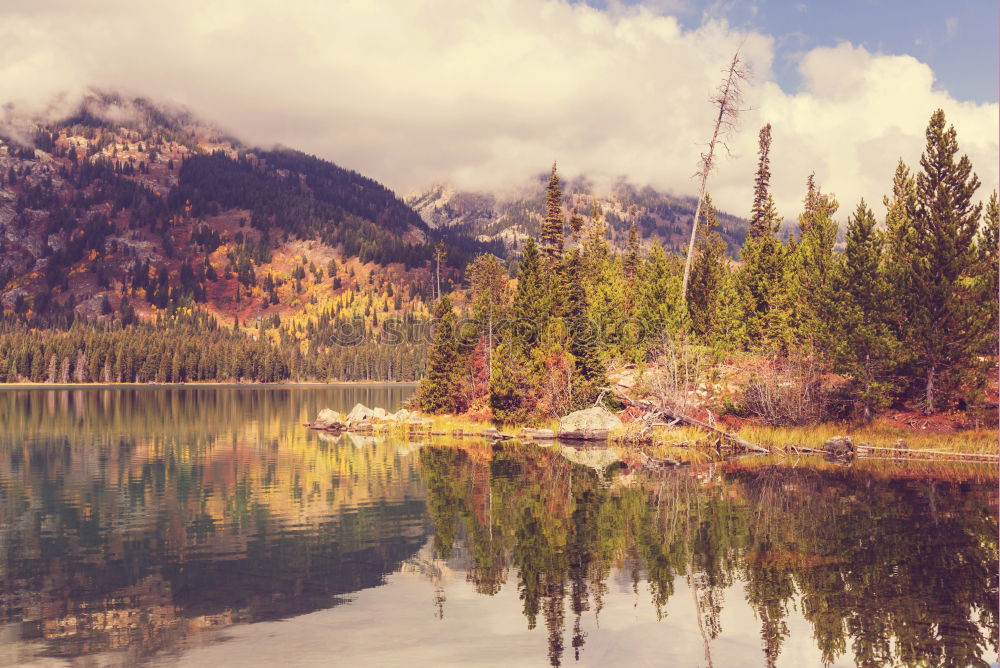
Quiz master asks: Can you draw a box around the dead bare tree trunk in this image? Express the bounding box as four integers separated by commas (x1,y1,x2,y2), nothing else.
434,241,445,300
680,47,750,306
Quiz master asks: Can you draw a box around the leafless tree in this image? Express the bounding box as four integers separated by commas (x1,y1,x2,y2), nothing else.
680,47,751,305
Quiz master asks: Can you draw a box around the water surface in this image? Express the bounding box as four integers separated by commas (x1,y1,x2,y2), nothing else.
0,388,995,667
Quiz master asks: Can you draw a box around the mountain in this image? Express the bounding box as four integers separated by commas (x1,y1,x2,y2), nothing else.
0,93,742,383
0,94,496,330
406,176,748,257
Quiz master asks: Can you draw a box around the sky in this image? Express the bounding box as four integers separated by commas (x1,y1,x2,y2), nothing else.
0,0,997,220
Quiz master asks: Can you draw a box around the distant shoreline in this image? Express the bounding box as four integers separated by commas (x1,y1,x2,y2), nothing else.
0,382,419,389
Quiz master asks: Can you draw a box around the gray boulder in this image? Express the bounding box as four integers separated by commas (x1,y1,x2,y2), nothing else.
312,409,345,430
346,403,375,424
823,435,855,457
393,408,413,422
558,407,623,441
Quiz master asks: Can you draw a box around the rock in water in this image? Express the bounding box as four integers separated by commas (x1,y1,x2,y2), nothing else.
346,403,375,424
558,407,623,441
312,409,345,430
823,435,855,457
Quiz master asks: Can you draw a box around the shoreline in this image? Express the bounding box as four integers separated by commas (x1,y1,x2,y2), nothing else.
0,381,419,389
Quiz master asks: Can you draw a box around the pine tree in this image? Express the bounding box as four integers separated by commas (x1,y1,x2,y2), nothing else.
635,242,685,354
416,295,462,413
539,163,565,264
489,342,531,424
564,249,605,406
736,125,787,348
832,200,900,418
786,174,839,351
585,254,629,362
748,124,779,239
881,160,919,378
623,218,640,282
511,238,551,350
568,207,585,242
687,194,727,341
977,191,999,356
581,199,610,284
907,109,984,413
468,254,510,382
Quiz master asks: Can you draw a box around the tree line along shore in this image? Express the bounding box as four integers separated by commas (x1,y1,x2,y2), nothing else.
412,109,998,442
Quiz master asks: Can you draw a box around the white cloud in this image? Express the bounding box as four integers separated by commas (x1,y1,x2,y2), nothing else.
0,0,996,223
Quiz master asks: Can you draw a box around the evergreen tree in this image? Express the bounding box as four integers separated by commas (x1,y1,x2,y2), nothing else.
635,242,685,354
564,250,605,406
907,109,984,412
539,163,565,265
581,199,610,284
585,254,629,362
786,174,839,351
623,219,640,282
468,253,510,382
747,124,778,239
881,160,919,379
832,200,900,418
977,191,999,357
511,238,551,350
687,194,727,341
416,296,463,413
736,125,787,348
489,342,531,424
568,207,585,242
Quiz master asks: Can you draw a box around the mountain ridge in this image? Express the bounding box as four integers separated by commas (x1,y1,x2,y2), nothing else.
406,176,748,257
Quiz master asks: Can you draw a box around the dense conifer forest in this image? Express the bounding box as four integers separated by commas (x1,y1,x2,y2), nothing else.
416,109,998,423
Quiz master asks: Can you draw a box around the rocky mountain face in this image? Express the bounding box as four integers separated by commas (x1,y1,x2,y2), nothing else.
406,176,748,256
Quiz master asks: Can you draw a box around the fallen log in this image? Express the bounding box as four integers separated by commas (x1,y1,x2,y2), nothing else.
597,388,772,454
649,403,770,454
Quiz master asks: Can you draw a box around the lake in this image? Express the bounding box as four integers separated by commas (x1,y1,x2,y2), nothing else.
0,387,996,667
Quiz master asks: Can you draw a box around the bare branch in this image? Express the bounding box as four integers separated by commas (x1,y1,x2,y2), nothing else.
680,46,751,306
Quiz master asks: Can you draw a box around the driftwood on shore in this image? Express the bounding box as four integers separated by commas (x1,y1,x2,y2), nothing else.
619,393,771,454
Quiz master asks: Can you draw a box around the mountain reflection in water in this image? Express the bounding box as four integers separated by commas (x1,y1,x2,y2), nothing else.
0,388,995,667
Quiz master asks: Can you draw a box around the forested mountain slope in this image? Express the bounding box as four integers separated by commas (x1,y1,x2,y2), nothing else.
0,94,497,382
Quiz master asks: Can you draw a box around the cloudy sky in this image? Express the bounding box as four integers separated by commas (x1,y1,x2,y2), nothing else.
1,0,996,219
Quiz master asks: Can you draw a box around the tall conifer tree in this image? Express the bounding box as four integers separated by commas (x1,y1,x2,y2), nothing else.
833,200,900,418
747,124,779,239
736,124,787,347
416,295,462,413
977,191,999,356
623,217,640,283
565,249,606,405
511,238,551,350
540,163,565,264
907,109,984,412
787,174,839,350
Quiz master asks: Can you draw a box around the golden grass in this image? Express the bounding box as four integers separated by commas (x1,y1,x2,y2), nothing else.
735,419,997,455
382,413,561,438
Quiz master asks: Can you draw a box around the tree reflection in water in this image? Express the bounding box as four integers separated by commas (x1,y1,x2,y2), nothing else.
0,388,995,667
418,442,999,668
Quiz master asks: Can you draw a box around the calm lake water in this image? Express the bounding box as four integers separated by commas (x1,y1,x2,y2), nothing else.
0,387,996,667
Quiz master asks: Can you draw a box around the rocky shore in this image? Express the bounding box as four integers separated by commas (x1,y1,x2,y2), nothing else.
307,403,625,442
